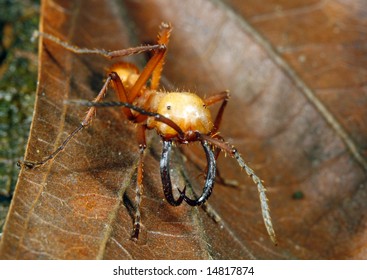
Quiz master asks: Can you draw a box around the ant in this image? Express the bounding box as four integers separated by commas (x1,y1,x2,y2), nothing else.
18,22,277,245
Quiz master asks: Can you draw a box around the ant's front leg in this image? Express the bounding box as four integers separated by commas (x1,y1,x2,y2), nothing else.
203,90,230,134
34,30,165,59
18,75,113,169
199,134,277,245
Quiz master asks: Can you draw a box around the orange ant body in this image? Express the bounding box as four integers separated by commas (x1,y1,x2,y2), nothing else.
19,23,277,244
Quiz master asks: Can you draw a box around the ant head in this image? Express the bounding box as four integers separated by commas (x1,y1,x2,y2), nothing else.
150,92,214,139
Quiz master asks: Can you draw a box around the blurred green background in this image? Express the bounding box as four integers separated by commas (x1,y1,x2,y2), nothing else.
0,0,40,232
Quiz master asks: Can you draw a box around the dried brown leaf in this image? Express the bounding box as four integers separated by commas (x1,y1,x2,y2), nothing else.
1,0,366,259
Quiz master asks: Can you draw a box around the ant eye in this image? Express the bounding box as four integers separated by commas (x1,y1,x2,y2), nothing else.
167,105,171,110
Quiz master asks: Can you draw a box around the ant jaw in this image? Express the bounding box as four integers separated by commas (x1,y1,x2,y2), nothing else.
177,185,187,203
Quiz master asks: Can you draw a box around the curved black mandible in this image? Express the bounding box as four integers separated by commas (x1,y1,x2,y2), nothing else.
182,140,216,206
160,139,217,207
160,140,185,206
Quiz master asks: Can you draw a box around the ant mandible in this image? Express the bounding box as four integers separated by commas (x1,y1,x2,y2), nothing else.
19,22,277,245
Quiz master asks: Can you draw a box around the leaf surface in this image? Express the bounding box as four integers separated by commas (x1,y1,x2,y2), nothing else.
0,0,366,259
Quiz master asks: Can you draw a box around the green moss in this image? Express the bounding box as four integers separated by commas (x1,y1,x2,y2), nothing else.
0,0,40,231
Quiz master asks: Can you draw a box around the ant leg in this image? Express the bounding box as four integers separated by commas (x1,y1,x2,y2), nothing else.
128,25,171,102
18,76,113,169
107,70,162,125
203,90,229,164
150,22,172,90
108,72,135,119
35,30,165,59
199,134,277,245
204,90,229,106
180,140,217,206
107,71,150,124
204,90,230,134
160,140,186,206
127,47,167,102
131,125,147,240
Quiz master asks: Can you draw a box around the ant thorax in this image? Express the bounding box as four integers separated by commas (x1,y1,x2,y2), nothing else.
110,62,214,139
146,91,214,139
